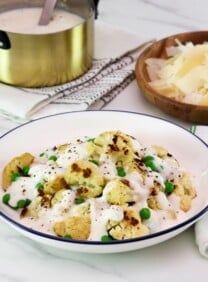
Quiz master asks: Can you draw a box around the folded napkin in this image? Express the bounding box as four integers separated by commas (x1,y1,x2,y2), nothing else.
0,21,153,123
195,214,208,258
194,125,208,258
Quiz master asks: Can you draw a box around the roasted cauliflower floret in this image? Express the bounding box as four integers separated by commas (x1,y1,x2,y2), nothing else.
174,172,196,211
64,160,104,198
147,197,161,210
94,130,133,152
152,145,178,162
104,179,134,205
147,183,164,210
2,152,34,190
43,176,69,195
22,193,53,218
20,196,42,218
50,188,73,207
53,216,91,240
107,207,150,240
75,203,90,217
86,131,136,171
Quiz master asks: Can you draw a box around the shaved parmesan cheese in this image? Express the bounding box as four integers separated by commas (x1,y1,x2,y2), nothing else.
146,41,208,105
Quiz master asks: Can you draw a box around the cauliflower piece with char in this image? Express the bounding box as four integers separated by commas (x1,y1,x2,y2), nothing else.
53,216,91,240
20,196,42,218
174,172,196,211
104,179,135,206
147,170,196,212
147,181,165,210
107,207,150,240
64,160,105,198
86,131,137,173
43,176,68,195
152,145,179,163
2,152,34,190
51,188,72,207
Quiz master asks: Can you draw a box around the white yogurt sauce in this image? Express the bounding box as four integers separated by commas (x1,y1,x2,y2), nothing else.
153,155,181,180
56,143,89,168
51,190,76,217
29,163,65,182
126,172,148,202
99,155,117,180
0,7,84,34
88,198,123,241
101,181,117,200
2,131,195,241
6,177,38,207
21,189,76,234
156,191,173,210
144,209,161,232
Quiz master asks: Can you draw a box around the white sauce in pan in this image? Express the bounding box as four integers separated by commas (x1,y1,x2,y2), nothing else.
0,7,84,34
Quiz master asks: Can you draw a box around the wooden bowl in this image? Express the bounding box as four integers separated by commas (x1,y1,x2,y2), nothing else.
135,31,208,125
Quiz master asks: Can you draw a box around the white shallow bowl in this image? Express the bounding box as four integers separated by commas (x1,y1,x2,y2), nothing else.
0,110,207,254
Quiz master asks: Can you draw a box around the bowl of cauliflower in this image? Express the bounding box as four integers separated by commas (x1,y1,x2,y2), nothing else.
0,110,207,254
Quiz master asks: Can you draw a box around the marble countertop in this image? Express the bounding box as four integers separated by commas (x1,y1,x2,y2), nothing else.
0,1,207,282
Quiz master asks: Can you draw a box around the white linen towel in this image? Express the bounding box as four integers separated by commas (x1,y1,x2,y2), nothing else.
0,21,153,123
195,214,208,258
193,125,208,258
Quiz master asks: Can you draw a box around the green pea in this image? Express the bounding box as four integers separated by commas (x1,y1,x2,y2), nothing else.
64,234,72,239
35,182,44,190
143,155,158,172
116,166,126,177
164,181,174,194
143,155,154,162
75,198,85,205
89,159,99,166
16,198,31,209
2,193,11,205
101,235,114,242
48,155,57,161
146,161,158,171
16,199,26,209
11,172,20,182
139,208,151,220
24,199,32,206
17,199,24,209
22,166,30,176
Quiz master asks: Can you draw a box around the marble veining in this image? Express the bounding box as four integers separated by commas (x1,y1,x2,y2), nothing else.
0,1,208,281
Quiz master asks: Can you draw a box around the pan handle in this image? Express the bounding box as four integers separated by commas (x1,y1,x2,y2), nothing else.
0,31,11,49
